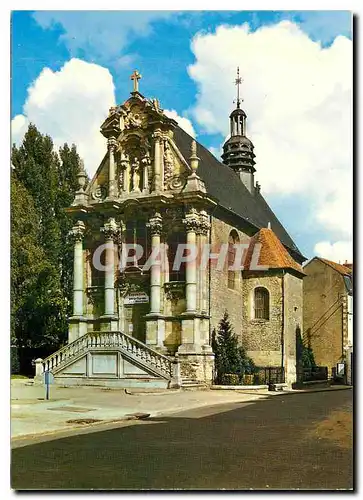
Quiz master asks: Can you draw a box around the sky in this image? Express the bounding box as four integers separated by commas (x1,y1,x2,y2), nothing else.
10,10,353,263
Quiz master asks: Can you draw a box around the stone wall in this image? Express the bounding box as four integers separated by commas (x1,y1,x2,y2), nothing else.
242,273,283,367
283,272,303,386
209,217,248,339
178,352,215,384
303,259,346,374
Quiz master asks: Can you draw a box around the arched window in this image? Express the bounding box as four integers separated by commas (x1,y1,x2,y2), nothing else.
254,287,269,320
228,230,239,290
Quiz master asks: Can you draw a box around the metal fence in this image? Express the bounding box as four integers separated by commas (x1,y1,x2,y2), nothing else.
303,366,328,382
219,366,285,386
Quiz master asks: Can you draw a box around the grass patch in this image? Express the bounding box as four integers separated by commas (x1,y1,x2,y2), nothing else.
11,375,30,379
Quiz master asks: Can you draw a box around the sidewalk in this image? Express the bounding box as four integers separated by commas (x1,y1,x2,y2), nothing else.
11,379,351,442
11,379,267,441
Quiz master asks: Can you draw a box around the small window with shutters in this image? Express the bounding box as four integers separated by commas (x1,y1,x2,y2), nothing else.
254,287,269,320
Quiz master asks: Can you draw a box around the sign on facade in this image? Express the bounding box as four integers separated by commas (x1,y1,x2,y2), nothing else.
124,292,149,305
337,363,345,375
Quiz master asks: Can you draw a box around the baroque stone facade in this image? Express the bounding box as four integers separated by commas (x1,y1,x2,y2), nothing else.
53,71,306,388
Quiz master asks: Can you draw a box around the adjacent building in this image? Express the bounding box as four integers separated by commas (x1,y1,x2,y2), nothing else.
303,257,353,380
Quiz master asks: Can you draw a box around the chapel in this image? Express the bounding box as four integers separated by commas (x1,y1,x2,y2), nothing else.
38,70,305,388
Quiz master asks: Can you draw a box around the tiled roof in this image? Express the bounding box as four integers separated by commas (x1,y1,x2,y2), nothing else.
243,227,304,275
317,258,352,276
173,126,305,262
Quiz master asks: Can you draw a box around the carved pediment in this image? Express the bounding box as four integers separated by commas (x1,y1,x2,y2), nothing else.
122,104,149,131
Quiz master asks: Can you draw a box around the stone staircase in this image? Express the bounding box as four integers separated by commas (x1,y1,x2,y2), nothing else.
39,330,181,388
181,377,207,390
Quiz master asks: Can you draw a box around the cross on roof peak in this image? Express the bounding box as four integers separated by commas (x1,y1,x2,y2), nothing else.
130,70,142,93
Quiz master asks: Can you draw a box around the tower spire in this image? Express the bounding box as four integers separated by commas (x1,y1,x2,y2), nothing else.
234,67,243,109
221,67,256,194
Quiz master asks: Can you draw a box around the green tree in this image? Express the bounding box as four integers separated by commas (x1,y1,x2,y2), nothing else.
212,311,255,384
11,124,86,350
11,174,47,346
301,346,316,370
56,143,85,310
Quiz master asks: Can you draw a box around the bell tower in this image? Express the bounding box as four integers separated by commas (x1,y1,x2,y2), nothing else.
221,67,256,193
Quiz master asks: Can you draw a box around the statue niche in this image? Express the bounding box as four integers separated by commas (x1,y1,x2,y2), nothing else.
118,135,151,194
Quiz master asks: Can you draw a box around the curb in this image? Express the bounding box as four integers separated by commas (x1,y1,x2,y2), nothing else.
274,386,352,396
11,393,266,443
11,413,153,447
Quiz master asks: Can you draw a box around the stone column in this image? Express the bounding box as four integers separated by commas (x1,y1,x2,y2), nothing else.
141,154,150,192
117,220,126,333
148,212,163,314
153,131,162,192
107,137,118,199
183,209,199,313
145,212,165,349
100,217,119,330
178,208,214,384
68,220,87,342
198,210,210,315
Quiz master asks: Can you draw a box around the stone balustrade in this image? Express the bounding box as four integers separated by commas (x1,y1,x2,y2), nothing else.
41,330,174,380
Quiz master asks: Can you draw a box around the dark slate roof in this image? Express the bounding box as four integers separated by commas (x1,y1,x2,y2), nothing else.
173,125,305,261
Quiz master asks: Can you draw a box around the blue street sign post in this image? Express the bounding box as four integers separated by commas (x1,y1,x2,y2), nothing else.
43,370,54,400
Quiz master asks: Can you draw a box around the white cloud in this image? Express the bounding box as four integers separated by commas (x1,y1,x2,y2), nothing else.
11,58,115,176
188,21,352,249
314,240,353,264
33,11,173,63
164,109,196,138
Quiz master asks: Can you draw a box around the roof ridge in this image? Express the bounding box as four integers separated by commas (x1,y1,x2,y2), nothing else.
243,227,303,274
317,257,352,275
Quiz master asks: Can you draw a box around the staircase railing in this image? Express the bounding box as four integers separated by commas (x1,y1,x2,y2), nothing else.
41,331,173,379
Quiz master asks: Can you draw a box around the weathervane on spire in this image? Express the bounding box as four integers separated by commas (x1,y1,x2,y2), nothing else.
234,67,243,108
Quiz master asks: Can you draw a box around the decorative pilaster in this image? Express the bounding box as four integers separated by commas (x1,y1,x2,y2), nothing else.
153,131,162,192
107,137,118,199
100,217,120,329
145,212,165,349
68,220,87,342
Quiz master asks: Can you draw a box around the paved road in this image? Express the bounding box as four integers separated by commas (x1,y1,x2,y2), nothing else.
11,389,353,490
